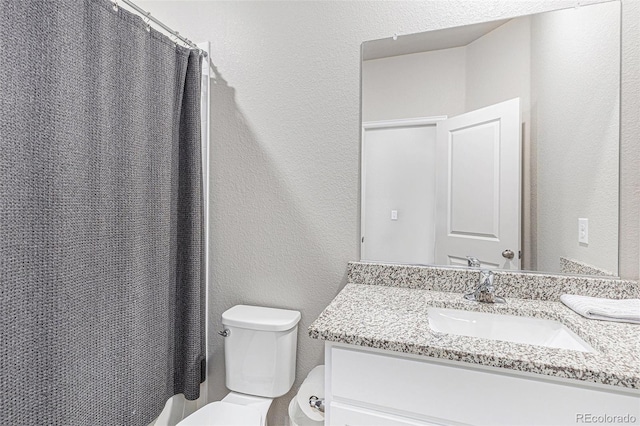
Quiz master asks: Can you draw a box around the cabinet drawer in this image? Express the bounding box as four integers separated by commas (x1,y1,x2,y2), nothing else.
330,402,442,426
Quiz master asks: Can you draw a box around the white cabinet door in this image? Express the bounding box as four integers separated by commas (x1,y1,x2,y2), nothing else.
435,98,521,269
330,402,444,426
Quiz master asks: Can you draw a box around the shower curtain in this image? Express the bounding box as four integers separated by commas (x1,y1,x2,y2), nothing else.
0,1,204,425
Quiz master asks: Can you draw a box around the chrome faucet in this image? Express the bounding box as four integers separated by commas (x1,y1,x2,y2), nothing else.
464,269,506,304
467,256,481,268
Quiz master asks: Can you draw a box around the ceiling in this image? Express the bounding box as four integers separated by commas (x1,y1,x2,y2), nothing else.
362,19,510,61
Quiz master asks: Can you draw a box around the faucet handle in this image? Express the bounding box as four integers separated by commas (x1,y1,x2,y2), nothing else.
465,269,505,304
480,269,494,285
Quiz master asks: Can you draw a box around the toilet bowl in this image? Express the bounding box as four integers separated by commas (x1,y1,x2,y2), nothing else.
178,392,272,426
177,305,301,426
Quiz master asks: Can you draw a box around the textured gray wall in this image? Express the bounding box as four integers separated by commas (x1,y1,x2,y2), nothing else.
139,1,639,424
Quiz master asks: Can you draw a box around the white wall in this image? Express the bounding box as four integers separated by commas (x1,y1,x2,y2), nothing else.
465,18,531,113
361,18,532,121
532,2,620,274
137,1,639,424
362,47,466,121
620,0,640,281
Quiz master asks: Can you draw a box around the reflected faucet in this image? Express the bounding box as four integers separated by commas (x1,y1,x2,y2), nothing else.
464,269,506,304
466,256,481,268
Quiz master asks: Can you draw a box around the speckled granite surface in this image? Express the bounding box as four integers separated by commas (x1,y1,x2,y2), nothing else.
347,262,640,300
560,257,615,277
309,284,640,389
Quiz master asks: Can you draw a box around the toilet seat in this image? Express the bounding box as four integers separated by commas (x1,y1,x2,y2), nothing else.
177,401,261,426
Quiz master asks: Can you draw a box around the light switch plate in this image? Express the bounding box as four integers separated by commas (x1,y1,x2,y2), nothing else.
391,210,398,221
578,218,588,244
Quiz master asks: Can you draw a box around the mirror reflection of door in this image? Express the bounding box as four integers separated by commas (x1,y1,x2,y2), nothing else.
361,118,444,264
361,99,520,269
435,98,521,270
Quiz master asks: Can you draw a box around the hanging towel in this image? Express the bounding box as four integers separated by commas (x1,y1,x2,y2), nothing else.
560,295,640,324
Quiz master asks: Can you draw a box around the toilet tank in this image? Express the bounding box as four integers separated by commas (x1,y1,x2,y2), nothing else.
221,305,301,398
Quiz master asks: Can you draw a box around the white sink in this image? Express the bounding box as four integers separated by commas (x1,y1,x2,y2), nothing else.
427,307,595,353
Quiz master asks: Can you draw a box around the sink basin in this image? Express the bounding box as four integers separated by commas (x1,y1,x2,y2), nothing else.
427,307,595,353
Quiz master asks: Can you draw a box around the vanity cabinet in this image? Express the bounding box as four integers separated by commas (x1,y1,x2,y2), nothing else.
325,342,640,426
330,403,441,426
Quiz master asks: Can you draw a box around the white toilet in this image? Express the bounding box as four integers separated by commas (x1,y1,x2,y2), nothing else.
179,305,301,426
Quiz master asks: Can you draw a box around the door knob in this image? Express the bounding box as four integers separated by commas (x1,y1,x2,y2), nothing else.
502,249,514,260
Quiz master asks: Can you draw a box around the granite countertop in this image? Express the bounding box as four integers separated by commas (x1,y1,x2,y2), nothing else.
309,283,640,389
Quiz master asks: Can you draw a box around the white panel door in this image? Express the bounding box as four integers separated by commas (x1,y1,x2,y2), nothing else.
435,98,520,269
361,118,444,264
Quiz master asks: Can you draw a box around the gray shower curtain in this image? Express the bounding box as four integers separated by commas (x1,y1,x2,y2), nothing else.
0,1,204,425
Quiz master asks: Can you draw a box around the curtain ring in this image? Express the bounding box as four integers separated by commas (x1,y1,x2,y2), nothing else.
144,13,151,32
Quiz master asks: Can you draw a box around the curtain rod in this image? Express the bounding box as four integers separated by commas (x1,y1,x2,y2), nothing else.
115,0,208,58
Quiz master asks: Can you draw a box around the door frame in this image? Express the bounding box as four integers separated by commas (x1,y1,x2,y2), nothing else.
360,116,447,261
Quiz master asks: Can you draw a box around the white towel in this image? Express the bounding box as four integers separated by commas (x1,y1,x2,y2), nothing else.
560,294,640,324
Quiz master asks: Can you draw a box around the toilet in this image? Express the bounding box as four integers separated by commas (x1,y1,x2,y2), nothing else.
178,305,301,426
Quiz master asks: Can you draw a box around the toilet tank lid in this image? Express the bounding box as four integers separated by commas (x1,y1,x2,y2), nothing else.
222,305,301,332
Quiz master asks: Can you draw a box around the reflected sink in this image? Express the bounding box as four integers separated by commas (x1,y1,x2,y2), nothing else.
427,307,595,353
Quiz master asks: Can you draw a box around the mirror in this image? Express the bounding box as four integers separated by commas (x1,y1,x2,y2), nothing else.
360,1,620,277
